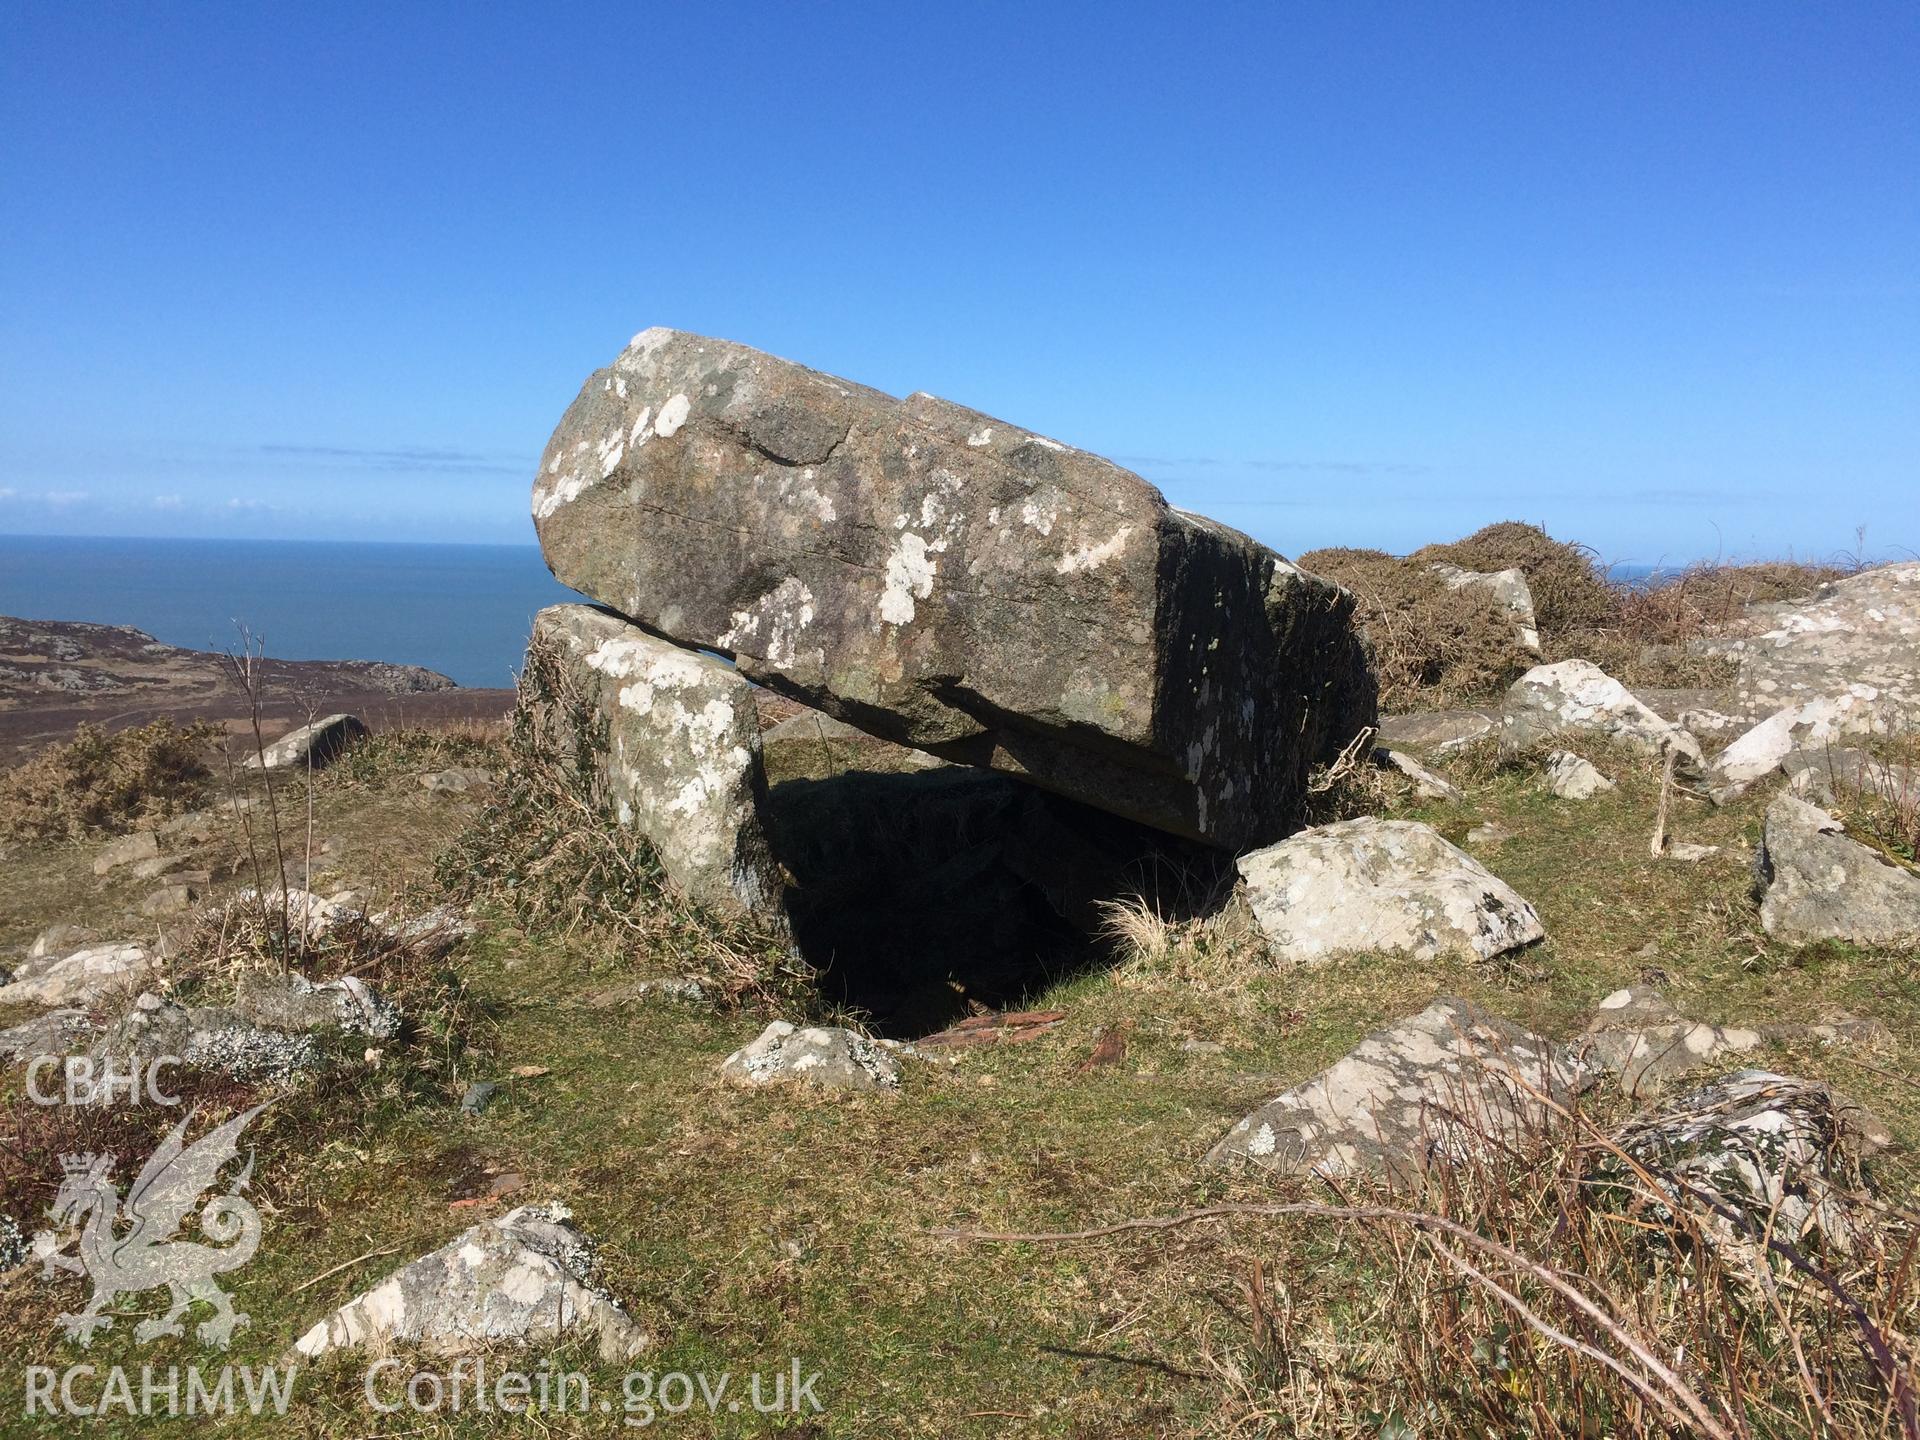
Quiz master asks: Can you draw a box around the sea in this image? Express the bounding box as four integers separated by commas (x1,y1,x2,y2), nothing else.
0,535,580,689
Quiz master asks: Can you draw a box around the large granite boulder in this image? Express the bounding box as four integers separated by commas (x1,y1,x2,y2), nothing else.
1755,794,1920,947
1236,818,1544,963
528,605,787,924
531,328,1375,848
1699,563,1920,727
1207,996,1585,1178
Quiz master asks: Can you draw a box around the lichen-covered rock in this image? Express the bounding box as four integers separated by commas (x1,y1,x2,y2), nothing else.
229,972,402,1040
1236,819,1544,963
1580,986,1763,1091
1544,750,1614,800
1781,745,1878,805
1579,984,1884,1092
1503,660,1704,770
1615,1070,1889,1254
1698,562,1920,728
293,1204,648,1361
0,941,157,1008
528,604,787,923
721,1020,900,1092
1207,997,1585,1177
0,1008,98,1063
244,713,369,770
98,991,322,1084
531,328,1375,848
1430,563,1541,652
1755,794,1920,946
1706,691,1887,803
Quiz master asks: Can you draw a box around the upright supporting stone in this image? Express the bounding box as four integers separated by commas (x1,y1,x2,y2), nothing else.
528,604,787,926
531,328,1375,848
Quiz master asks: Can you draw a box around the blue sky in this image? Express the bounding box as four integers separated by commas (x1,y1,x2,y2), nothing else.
2,2,1914,566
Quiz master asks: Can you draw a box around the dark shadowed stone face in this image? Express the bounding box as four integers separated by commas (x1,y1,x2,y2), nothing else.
533,328,1374,848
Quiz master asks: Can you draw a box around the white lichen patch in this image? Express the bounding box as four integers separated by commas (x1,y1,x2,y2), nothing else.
1056,525,1134,575
880,533,937,625
967,427,993,447
533,472,592,521
654,393,691,438
721,577,818,667
1018,498,1058,536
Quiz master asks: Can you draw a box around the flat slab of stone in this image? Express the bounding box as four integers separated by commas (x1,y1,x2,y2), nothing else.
1580,986,1763,1091
721,1020,900,1092
1579,984,1884,1092
0,942,157,1008
529,604,786,923
1236,818,1544,963
1756,794,1920,947
1207,997,1585,1178
531,328,1375,848
1503,660,1704,770
245,713,368,770
1374,746,1463,801
294,1204,648,1361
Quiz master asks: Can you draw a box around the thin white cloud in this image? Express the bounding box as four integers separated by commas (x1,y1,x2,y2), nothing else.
151,493,184,509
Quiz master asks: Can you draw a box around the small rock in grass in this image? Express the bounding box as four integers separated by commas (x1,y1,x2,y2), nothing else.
721,1021,900,1092
92,830,159,876
418,767,492,796
293,1203,648,1361
1664,842,1719,863
139,883,199,917
1544,750,1614,800
27,923,91,959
